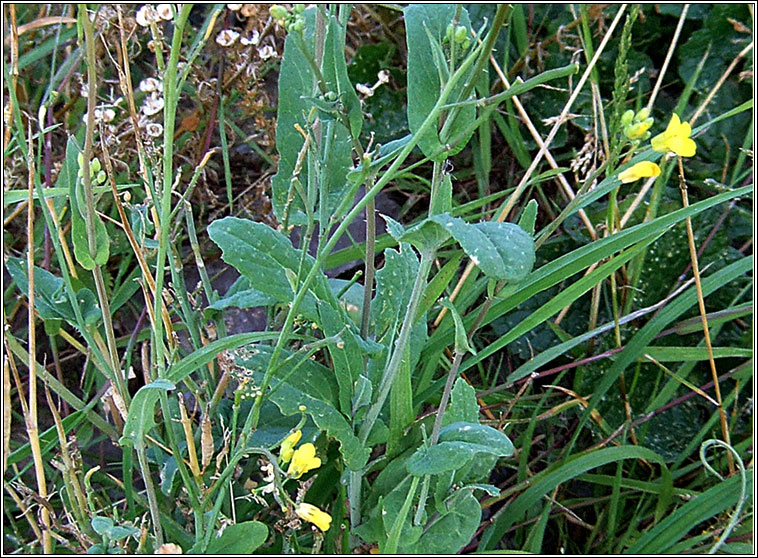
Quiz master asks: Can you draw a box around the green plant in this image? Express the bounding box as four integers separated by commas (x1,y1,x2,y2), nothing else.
3,4,753,555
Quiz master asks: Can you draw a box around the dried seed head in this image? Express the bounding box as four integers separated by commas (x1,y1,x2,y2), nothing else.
216,29,240,47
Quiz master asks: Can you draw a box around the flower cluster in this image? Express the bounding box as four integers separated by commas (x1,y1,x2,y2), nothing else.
444,22,471,50
279,429,322,479
77,153,107,185
269,4,305,33
621,108,654,141
278,429,332,531
618,113,697,184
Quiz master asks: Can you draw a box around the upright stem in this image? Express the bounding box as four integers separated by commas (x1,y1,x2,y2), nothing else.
80,5,128,404
359,251,435,444
677,157,733,474
135,441,164,547
152,5,192,374
25,106,52,555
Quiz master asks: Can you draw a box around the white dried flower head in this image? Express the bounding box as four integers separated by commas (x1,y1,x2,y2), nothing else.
142,92,165,116
261,482,276,495
139,77,163,93
94,107,116,123
377,70,390,84
257,44,276,60
216,29,240,47
227,4,242,10
146,122,164,137
156,4,174,21
240,29,260,46
135,5,160,27
356,83,373,97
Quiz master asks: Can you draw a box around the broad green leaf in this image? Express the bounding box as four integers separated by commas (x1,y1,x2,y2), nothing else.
205,521,268,554
269,8,355,223
404,491,481,554
372,244,419,338
5,257,101,328
207,216,329,317
70,206,110,270
405,4,475,159
120,380,175,447
239,346,368,471
90,516,114,537
427,214,535,281
430,173,453,215
441,378,480,427
206,275,279,312
107,525,139,542
441,300,475,355
318,300,361,414
407,422,513,476
379,476,423,549
236,344,338,406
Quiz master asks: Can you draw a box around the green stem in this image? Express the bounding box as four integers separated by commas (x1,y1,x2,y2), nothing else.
135,441,163,547
80,5,129,406
384,476,420,554
359,251,435,444
430,350,465,445
152,5,192,375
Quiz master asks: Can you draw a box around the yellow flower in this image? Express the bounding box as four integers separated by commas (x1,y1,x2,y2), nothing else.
295,503,332,531
287,443,321,478
618,161,662,184
651,114,696,157
279,430,302,463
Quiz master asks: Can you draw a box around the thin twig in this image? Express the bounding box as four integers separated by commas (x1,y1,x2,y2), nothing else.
677,156,733,474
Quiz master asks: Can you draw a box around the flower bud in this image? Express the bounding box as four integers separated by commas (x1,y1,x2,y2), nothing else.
454,25,467,44
621,109,635,126
635,107,650,122
269,5,287,21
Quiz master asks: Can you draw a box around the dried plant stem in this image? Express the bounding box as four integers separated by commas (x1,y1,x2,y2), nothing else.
25,127,52,553
676,157,733,474
646,4,689,111
5,4,19,152
689,41,753,126
487,55,597,240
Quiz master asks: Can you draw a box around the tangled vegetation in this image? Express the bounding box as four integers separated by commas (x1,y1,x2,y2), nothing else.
2,4,754,554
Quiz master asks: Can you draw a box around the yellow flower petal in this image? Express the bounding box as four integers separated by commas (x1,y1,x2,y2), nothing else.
296,503,332,531
280,430,302,463
287,443,321,478
651,114,697,157
618,161,661,184
669,136,697,158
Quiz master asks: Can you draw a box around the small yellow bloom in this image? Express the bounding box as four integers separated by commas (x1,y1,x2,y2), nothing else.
651,114,696,157
618,161,661,183
296,503,332,531
287,443,321,478
279,430,302,463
